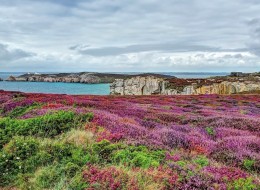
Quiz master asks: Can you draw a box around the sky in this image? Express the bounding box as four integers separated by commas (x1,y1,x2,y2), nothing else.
0,0,260,72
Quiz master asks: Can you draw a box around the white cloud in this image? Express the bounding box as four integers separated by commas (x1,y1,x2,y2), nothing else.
0,0,259,72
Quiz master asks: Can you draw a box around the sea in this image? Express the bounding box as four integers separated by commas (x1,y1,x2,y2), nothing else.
0,72,228,95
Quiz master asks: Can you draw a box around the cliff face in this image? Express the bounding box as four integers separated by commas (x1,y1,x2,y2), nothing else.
6,73,102,84
110,76,168,95
194,81,260,94
110,76,260,95
110,76,180,95
26,74,102,83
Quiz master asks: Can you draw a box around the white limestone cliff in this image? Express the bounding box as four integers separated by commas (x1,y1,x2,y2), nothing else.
110,76,260,95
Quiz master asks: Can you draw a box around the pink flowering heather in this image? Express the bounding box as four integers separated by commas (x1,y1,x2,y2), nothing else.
0,91,259,189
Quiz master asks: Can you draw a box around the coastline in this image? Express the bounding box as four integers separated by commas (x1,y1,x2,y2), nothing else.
4,72,175,83
1,72,260,95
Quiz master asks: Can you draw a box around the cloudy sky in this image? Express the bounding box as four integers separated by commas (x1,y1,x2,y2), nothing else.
0,0,260,72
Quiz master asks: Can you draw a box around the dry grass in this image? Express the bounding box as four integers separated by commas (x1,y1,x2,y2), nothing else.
62,129,94,147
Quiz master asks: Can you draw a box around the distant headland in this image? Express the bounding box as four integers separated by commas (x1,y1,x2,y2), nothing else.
4,72,174,84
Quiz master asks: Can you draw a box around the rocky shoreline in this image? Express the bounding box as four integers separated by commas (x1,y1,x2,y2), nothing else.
4,72,260,95
110,72,260,95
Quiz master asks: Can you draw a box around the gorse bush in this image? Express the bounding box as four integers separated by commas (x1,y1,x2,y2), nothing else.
0,111,93,147
92,140,165,168
112,145,165,168
6,103,41,118
0,136,91,188
0,109,93,188
1,137,166,189
230,177,257,190
243,159,255,172
194,155,209,167
205,127,215,136
0,136,40,185
35,165,62,189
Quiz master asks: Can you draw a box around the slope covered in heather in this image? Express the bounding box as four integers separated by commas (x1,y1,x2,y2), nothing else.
0,91,259,189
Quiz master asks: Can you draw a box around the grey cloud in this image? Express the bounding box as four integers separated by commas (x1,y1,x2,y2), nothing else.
222,54,244,59
247,18,260,56
73,43,249,56
0,0,260,71
69,44,90,50
0,43,35,61
74,43,221,56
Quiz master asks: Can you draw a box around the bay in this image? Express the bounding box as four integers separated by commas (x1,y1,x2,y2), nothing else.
0,72,228,95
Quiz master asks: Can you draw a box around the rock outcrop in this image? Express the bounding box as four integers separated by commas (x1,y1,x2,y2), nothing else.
110,76,182,95
194,81,260,94
110,75,260,95
110,76,167,95
6,76,17,81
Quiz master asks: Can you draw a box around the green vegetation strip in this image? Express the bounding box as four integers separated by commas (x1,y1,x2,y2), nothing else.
0,111,93,147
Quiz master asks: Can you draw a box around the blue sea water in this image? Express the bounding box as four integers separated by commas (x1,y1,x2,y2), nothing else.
0,72,228,95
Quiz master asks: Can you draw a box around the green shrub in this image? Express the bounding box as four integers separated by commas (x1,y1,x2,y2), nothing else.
176,161,186,167
193,155,209,167
7,103,40,118
0,110,93,188
67,172,87,190
112,145,165,168
34,164,87,190
35,165,63,189
0,111,93,147
62,162,80,178
0,135,91,187
205,127,215,136
0,136,40,185
91,140,122,162
90,140,165,168
243,159,255,171
230,177,258,190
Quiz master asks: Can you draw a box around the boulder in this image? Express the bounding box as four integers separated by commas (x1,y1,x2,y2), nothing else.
6,76,27,81
6,76,17,81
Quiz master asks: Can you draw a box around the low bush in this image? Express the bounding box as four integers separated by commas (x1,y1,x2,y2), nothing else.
113,146,165,168
0,136,91,188
91,140,165,168
243,159,255,172
230,177,258,190
205,127,215,136
0,111,93,147
193,155,209,167
6,103,40,118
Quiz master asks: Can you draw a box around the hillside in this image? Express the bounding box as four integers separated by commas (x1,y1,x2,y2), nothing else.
0,91,259,189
